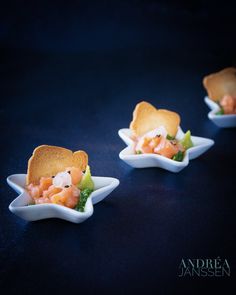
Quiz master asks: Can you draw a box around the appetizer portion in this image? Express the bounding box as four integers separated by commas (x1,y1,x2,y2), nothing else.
130,101,193,161
26,145,94,212
203,67,236,115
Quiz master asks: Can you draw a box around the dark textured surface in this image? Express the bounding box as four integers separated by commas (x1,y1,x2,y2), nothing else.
0,1,235,294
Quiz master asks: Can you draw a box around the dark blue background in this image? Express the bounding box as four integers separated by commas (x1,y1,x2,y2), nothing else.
0,1,235,294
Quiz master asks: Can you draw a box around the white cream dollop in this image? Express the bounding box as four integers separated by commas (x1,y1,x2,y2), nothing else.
136,126,168,152
53,171,72,188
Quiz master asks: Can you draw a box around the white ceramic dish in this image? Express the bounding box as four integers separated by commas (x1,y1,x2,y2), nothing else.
204,96,236,128
7,174,119,223
118,127,214,172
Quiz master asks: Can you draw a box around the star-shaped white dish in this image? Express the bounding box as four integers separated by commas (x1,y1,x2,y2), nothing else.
118,127,214,173
7,174,119,223
204,96,236,128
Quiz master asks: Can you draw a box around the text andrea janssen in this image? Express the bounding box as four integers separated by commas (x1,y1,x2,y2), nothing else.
178,258,230,277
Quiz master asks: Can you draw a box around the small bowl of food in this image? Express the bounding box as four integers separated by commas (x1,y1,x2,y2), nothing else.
203,67,236,127
118,101,214,172
7,145,119,223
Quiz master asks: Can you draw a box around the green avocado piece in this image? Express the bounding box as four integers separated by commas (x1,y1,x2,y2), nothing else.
215,107,224,115
180,130,194,150
78,165,94,190
166,134,175,140
172,151,184,162
75,188,93,212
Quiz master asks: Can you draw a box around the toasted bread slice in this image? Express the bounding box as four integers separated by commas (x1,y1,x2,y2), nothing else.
130,101,180,137
26,145,88,185
203,67,236,101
